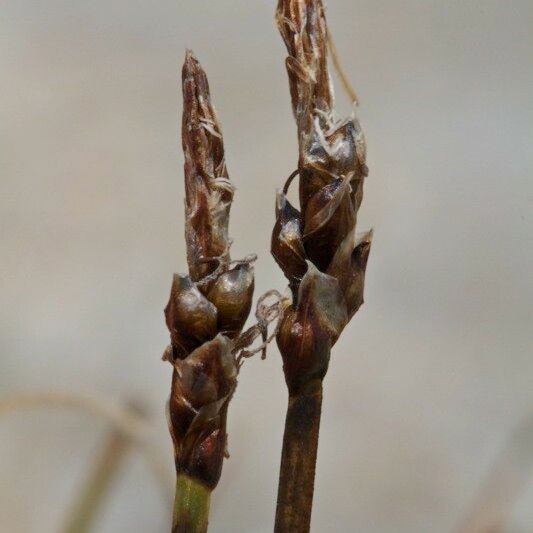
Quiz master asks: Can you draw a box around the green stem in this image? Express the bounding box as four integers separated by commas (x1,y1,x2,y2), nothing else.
275,380,323,533
172,474,211,533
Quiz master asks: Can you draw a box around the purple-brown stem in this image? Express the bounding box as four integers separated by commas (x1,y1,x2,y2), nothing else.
275,380,323,533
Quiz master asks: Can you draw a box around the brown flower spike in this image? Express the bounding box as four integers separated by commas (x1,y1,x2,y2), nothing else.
272,1,373,531
164,51,255,531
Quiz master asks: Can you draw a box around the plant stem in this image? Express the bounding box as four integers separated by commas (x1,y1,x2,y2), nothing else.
0,391,173,504
172,474,211,533
275,380,323,533
62,428,130,533
454,415,533,533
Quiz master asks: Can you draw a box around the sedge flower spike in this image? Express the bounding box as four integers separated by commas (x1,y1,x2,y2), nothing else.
164,51,255,533
272,1,373,531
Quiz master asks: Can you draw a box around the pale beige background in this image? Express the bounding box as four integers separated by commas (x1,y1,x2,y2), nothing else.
1,1,532,532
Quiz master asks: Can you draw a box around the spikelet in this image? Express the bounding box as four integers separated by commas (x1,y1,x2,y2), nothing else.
272,0,372,394
164,51,255,489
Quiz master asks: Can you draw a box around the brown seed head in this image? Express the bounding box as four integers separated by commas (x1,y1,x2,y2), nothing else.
273,0,373,386
165,51,255,488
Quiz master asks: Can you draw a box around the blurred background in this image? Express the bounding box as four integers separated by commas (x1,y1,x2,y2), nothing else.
1,1,532,532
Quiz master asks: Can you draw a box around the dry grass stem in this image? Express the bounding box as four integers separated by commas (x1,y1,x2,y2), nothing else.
61,426,131,533
455,416,533,533
0,391,173,505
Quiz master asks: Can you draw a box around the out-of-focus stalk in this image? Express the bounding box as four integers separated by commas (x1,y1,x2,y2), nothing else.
61,427,130,533
272,1,372,531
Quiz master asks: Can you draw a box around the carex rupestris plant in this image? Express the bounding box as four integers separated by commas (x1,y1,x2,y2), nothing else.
163,51,255,533
271,0,373,531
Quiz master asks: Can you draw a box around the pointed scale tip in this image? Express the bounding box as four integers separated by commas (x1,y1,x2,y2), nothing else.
181,49,204,86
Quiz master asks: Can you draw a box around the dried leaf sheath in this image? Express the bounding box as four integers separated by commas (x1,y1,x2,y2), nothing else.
165,51,255,532
273,1,373,531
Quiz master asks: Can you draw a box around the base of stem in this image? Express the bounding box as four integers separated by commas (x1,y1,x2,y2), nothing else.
275,380,324,533
172,474,211,533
